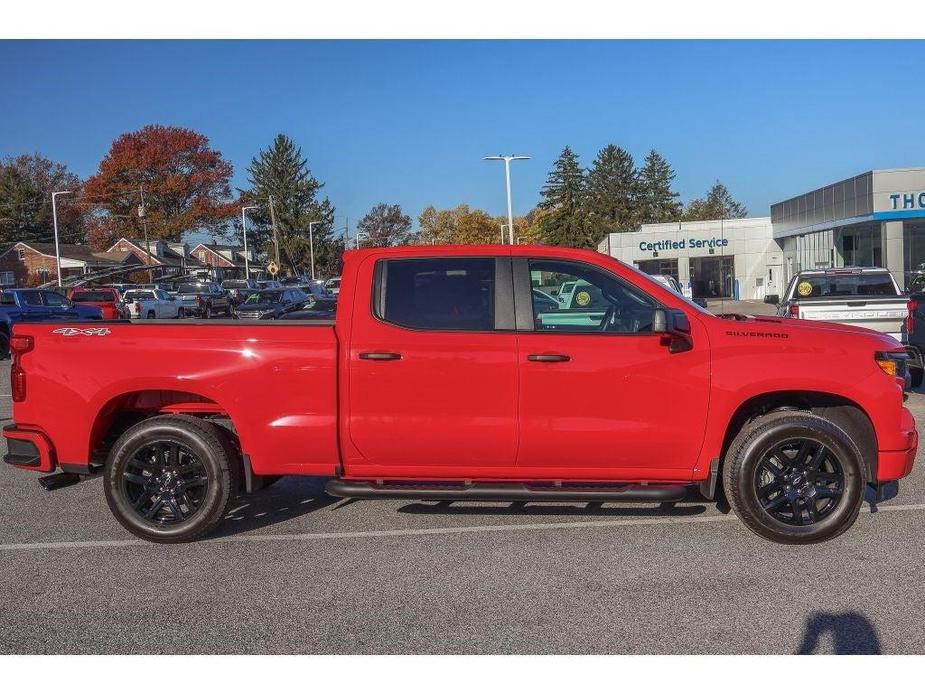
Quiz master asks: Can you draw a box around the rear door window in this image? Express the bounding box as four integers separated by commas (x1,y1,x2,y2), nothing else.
379,258,496,331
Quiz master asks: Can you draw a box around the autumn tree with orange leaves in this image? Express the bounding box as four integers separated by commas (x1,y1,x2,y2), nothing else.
83,125,238,250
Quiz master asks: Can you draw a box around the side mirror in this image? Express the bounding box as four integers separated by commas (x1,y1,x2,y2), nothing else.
652,308,693,353
764,294,780,305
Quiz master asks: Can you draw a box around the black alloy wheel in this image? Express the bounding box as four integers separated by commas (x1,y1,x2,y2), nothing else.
104,415,239,543
753,438,844,526
120,441,210,526
723,411,864,544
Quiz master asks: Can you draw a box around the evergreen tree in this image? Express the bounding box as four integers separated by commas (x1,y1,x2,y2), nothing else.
683,180,748,221
242,134,340,277
537,146,591,248
586,145,637,234
635,150,682,224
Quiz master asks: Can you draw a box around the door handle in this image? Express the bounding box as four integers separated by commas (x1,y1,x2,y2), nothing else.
527,354,570,362
358,352,402,361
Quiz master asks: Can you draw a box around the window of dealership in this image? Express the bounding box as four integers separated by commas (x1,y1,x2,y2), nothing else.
598,167,925,299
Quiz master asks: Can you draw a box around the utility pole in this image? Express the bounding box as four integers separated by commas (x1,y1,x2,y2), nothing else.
138,185,152,280
51,190,73,286
241,205,258,278
268,195,281,266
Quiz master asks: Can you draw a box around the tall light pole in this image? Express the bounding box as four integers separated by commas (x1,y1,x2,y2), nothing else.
499,223,507,244
484,155,529,245
307,221,321,280
241,205,258,278
355,231,368,249
51,190,73,286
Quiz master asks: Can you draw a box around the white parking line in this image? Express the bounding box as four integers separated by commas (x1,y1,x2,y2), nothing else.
1,502,924,552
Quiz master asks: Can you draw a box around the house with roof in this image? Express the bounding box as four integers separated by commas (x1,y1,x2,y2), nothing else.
189,243,257,279
0,241,144,287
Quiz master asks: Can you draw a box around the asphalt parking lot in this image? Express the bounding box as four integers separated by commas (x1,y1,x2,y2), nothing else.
2,351,925,655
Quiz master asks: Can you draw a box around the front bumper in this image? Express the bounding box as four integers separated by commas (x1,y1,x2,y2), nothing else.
3,425,56,472
877,407,918,482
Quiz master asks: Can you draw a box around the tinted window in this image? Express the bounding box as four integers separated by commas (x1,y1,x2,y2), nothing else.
529,260,656,333
124,291,155,301
381,258,495,331
222,280,248,289
177,284,203,293
795,273,897,298
43,291,68,307
0,293,15,306
21,292,43,306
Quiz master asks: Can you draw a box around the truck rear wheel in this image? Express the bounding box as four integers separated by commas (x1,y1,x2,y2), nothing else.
103,415,239,543
722,411,864,544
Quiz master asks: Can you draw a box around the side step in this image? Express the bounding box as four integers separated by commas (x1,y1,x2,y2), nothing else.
325,479,692,503
39,472,82,491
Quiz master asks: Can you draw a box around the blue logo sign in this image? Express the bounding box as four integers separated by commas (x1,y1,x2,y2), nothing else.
890,192,925,210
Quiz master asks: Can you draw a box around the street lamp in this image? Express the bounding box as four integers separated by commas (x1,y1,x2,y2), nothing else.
499,223,508,244
51,190,73,286
355,231,368,249
241,205,258,278
484,155,529,245
308,221,321,280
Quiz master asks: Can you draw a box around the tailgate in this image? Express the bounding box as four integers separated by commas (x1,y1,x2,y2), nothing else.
797,299,907,336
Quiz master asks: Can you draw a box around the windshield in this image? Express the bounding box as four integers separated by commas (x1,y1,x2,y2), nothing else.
794,273,897,298
246,291,282,304
71,291,114,302
178,284,206,293
222,280,248,289
325,278,340,288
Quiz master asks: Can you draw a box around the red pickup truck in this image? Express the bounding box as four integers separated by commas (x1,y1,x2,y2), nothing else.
3,245,918,544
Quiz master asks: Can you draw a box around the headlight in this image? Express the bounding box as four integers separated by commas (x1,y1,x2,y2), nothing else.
875,351,909,386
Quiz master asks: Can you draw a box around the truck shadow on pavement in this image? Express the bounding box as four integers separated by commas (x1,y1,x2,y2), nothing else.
796,612,882,654
212,476,341,538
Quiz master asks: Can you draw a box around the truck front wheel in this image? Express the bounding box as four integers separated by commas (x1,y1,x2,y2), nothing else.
103,415,239,543
723,411,864,544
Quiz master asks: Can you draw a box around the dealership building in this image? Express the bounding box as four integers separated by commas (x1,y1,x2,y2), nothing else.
598,167,925,300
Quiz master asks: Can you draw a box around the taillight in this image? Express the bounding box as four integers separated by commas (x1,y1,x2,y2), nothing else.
907,299,918,335
196,295,204,306
10,334,33,403
788,305,800,318
134,301,141,315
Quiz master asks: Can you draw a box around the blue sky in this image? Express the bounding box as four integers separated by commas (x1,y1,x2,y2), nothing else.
1,40,924,236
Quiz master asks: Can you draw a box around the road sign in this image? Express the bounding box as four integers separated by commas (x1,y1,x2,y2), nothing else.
266,261,279,276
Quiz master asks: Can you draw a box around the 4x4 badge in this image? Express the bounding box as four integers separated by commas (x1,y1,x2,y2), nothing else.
52,327,112,336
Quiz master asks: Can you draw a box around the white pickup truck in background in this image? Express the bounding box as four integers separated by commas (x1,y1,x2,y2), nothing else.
775,267,908,340
122,288,185,319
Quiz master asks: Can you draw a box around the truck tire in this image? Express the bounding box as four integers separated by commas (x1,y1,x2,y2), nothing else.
146,310,156,320
0,331,9,360
722,411,864,544
203,304,212,319
911,367,923,389
103,415,240,543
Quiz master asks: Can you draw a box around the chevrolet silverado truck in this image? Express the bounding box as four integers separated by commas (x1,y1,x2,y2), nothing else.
775,267,908,340
3,246,918,545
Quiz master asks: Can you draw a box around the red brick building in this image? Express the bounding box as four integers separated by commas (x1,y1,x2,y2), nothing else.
0,242,141,287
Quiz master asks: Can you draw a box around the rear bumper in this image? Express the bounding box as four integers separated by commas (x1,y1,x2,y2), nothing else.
3,424,56,472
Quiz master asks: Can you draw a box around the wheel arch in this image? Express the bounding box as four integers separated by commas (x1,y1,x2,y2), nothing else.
720,390,878,484
88,389,239,465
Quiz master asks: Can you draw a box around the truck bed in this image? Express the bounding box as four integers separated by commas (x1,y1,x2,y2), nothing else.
12,319,340,477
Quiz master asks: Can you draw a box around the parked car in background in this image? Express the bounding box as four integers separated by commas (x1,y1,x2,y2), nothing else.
122,289,185,319
221,278,260,305
233,288,309,320
0,288,102,358
324,276,341,297
174,282,230,318
106,283,139,294
277,296,338,320
67,287,129,320
902,289,925,387
531,288,560,313
650,274,709,309
257,279,283,290
774,267,907,340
